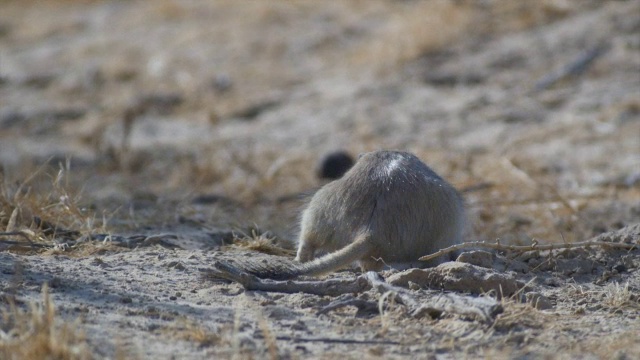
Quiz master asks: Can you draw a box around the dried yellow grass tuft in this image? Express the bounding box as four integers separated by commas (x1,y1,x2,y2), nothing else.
231,226,295,257
1,160,109,254
0,285,92,360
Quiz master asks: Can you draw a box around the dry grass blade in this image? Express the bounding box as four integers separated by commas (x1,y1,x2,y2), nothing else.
172,318,225,349
230,226,295,257
600,282,638,311
0,284,92,360
0,160,108,253
256,312,279,360
5,208,18,232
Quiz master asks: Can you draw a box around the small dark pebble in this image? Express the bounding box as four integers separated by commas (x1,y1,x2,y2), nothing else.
137,93,184,115
0,22,10,38
613,264,627,273
0,110,25,129
212,74,232,93
22,73,56,88
231,99,280,120
49,277,64,288
166,261,186,271
424,71,485,86
191,193,238,206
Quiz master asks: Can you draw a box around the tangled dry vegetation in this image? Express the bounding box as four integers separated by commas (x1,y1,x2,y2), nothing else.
0,285,92,360
0,162,111,253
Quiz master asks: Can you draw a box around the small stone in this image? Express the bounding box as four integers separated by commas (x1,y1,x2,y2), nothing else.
408,281,421,290
576,298,587,306
166,261,186,270
0,110,25,129
525,292,553,310
543,277,562,287
49,277,64,288
613,264,627,273
212,74,232,93
387,262,519,297
456,250,494,268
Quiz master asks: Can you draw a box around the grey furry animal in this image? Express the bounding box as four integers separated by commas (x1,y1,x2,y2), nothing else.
253,150,465,279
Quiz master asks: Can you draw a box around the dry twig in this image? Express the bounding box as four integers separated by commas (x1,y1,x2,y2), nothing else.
317,297,379,316
0,231,51,250
274,335,400,345
534,43,610,92
204,262,502,322
202,261,370,296
419,239,638,262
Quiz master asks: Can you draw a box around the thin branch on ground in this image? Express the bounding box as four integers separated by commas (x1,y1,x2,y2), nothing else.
202,261,371,296
204,262,502,322
317,298,379,316
0,231,51,250
363,272,501,322
419,240,638,262
274,335,401,345
533,43,610,92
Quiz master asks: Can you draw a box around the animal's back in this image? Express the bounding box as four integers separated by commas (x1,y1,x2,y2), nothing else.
297,150,465,269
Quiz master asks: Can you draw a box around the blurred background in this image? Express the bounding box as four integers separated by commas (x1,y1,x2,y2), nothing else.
1,0,638,246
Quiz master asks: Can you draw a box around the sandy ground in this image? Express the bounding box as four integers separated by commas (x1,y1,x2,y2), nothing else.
1,0,639,359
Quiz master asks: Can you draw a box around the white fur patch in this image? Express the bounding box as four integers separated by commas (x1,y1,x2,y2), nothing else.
384,156,403,176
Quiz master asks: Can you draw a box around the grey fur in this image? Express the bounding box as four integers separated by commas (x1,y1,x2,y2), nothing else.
256,150,465,279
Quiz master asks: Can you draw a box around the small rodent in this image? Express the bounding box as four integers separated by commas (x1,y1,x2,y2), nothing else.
254,150,465,279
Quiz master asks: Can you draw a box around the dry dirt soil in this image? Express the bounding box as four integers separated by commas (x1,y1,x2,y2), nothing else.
0,0,639,359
